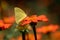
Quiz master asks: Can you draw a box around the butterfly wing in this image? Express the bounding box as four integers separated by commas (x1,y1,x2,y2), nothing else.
14,7,27,24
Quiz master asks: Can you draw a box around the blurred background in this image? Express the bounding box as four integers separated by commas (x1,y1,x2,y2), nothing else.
0,0,60,40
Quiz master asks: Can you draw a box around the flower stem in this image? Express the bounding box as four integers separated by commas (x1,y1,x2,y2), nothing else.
22,31,25,40
30,22,37,40
46,32,51,40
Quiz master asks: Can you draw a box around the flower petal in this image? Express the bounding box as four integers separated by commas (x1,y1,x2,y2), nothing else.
0,20,4,27
3,16,15,24
3,24,12,29
30,15,38,22
38,15,48,22
21,17,31,25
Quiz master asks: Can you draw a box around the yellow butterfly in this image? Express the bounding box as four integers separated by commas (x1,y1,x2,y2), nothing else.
14,7,27,24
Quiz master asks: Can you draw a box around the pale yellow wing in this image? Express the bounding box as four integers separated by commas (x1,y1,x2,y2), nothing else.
14,7,27,24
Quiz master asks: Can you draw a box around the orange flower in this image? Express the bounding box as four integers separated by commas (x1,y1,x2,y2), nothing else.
52,25,59,32
3,23,12,29
48,24,54,32
36,24,59,34
17,36,22,40
36,26,48,34
21,17,31,25
17,33,42,40
0,20,12,30
20,15,48,26
41,26,48,34
37,33,42,40
38,15,48,22
3,16,15,24
0,20,4,27
30,15,38,22
48,24,59,32
26,33,35,40
36,27,42,33
1,23,12,30
21,15,38,26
